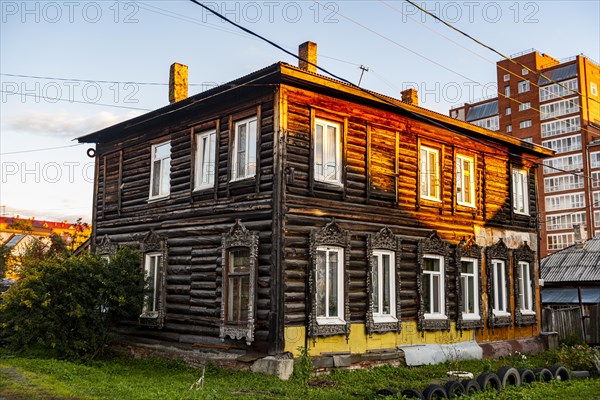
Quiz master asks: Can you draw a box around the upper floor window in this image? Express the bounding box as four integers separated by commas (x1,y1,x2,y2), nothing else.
503,74,510,82
195,130,217,190
512,168,529,215
506,107,512,115
231,117,257,181
504,86,511,97
519,102,531,111
314,118,342,184
540,79,578,102
149,142,171,199
520,120,532,129
372,250,396,322
518,80,530,93
506,124,512,133
420,145,440,201
456,154,475,207
592,82,598,96
522,68,528,76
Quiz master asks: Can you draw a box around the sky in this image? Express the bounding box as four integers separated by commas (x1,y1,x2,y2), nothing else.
1,0,599,223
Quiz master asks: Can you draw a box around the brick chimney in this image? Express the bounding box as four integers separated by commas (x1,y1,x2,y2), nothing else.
169,62,188,104
298,41,317,73
401,88,418,106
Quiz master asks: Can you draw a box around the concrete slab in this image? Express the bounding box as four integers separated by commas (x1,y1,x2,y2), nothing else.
397,341,483,366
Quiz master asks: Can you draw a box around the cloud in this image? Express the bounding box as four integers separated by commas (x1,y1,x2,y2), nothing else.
4,110,142,139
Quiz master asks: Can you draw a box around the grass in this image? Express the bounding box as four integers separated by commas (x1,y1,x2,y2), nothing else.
1,349,599,399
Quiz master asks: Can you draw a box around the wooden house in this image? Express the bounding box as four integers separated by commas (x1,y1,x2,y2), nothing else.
77,42,553,367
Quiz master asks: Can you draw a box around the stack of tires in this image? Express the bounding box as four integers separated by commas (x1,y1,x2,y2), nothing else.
377,365,570,399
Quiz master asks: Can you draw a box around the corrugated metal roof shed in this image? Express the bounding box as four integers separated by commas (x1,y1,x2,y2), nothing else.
538,63,578,86
466,100,498,122
541,237,600,283
542,288,600,304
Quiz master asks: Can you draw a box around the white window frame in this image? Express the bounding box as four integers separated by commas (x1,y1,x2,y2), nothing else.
492,259,509,316
142,252,161,315
231,117,258,181
506,124,512,133
547,233,574,250
506,107,512,115
372,250,397,323
422,254,446,319
505,86,511,97
519,120,532,129
194,129,217,190
460,257,479,320
541,97,580,120
541,134,581,155
512,168,529,215
314,118,342,185
544,174,584,193
503,74,510,82
522,68,528,76
592,82,598,96
591,151,600,168
518,261,534,314
149,141,171,200
541,116,580,138
518,102,531,111
420,145,441,201
315,246,345,325
518,80,530,93
456,154,475,207
540,79,578,102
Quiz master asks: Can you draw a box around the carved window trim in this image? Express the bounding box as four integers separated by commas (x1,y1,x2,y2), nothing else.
220,220,258,346
139,230,167,329
366,227,402,335
513,242,537,327
486,239,512,328
96,234,117,260
417,231,450,331
308,218,351,342
455,239,483,331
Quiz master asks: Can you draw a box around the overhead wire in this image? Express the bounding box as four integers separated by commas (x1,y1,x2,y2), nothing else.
0,143,86,156
0,90,152,111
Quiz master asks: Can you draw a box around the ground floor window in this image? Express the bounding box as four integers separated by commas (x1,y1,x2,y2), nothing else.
422,255,445,318
226,249,251,325
316,246,344,324
372,250,396,321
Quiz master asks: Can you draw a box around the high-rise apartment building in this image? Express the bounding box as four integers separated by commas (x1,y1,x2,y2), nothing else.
450,50,600,257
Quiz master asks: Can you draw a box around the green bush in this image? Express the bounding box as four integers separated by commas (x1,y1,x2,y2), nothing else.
0,247,144,359
555,344,599,371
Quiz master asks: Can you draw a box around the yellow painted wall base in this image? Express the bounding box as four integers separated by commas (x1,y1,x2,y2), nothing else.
284,322,475,357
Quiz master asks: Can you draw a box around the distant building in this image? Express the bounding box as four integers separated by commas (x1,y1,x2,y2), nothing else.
0,216,91,278
450,49,600,257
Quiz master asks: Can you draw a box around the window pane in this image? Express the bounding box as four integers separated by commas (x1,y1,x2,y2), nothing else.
248,120,257,176
227,277,238,323
144,255,159,312
237,124,247,177
326,125,337,180
382,254,391,314
467,275,475,313
151,160,161,197
328,251,338,317
461,275,468,313
316,250,326,317
372,255,379,314
423,257,439,272
160,158,170,195
229,249,250,273
423,273,431,313
432,274,440,313
240,275,249,321
315,125,323,178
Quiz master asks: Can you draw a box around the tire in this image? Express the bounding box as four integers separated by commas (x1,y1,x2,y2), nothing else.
401,388,425,399
518,368,536,384
461,379,481,394
476,372,503,392
534,367,554,382
444,381,465,398
550,365,570,381
497,366,521,387
422,383,448,399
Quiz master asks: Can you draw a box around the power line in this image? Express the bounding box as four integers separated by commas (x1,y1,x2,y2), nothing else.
0,90,152,111
0,143,86,156
401,0,593,103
